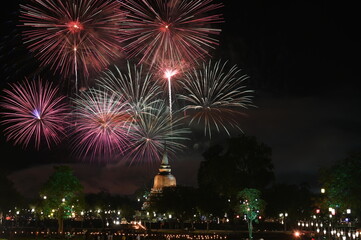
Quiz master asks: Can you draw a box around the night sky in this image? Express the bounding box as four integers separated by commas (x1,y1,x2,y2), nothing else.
0,1,360,198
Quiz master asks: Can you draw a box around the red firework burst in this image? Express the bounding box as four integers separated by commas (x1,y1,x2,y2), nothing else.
122,0,223,66
19,0,126,84
0,78,69,149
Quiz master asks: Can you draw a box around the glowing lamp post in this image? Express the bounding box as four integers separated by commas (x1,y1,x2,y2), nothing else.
279,212,288,231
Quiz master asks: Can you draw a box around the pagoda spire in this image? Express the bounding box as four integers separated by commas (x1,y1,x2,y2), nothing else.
161,148,169,165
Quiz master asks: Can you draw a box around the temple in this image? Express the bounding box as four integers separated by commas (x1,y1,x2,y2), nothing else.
151,151,176,193
142,151,176,210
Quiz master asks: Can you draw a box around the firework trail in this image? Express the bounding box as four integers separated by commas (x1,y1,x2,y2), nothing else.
19,0,126,91
96,62,161,116
164,68,177,121
154,58,189,120
126,100,190,165
0,78,69,149
122,0,223,66
178,60,254,137
71,89,133,162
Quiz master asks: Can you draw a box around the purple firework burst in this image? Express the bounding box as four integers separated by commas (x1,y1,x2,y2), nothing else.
0,78,69,149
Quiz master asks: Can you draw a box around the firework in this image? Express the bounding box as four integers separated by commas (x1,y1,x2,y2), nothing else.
96,63,161,116
19,0,126,89
178,60,254,137
126,100,189,165
122,0,223,66
153,58,189,86
153,58,189,120
71,89,133,161
165,68,177,119
0,78,69,149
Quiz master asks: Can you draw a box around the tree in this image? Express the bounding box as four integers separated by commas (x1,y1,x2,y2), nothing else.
146,185,227,230
196,188,227,220
0,172,24,225
237,188,266,240
198,135,274,200
85,191,137,227
39,165,84,234
319,152,361,220
148,186,198,226
263,183,314,227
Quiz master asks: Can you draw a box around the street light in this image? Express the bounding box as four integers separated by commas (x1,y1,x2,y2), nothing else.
279,212,288,231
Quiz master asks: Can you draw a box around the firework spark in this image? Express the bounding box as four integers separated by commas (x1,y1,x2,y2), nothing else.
153,58,189,98
20,0,126,89
148,58,191,124
122,0,223,66
164,68,178,120
71,89,133,161
96,63,161,116
0,78,69,149
178,60,254,137
126,100,189,164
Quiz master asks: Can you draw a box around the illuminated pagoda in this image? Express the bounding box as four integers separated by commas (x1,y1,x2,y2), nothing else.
152,151,176,193
142,150,176,210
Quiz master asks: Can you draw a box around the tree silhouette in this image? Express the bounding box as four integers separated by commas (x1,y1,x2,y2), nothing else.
319,152,361,220
198,135,274,199
148,186,198,226
0,171,23,225
263,183,313,228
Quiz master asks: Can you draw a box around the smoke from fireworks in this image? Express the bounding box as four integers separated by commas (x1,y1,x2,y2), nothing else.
0,78,69,149
178,60,254,137
71,89,133,162
20,0,126,89
122,0,223,66
126,100,189,164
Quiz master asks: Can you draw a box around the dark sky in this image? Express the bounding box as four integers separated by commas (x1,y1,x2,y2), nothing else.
1,0,360,198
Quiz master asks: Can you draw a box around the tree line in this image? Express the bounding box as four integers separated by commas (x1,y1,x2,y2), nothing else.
1,134,360,236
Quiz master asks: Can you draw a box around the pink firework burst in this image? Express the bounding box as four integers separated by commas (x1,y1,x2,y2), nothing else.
122,0,223,66
0,78,69,149
19,0,126,86
71,89,134,162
